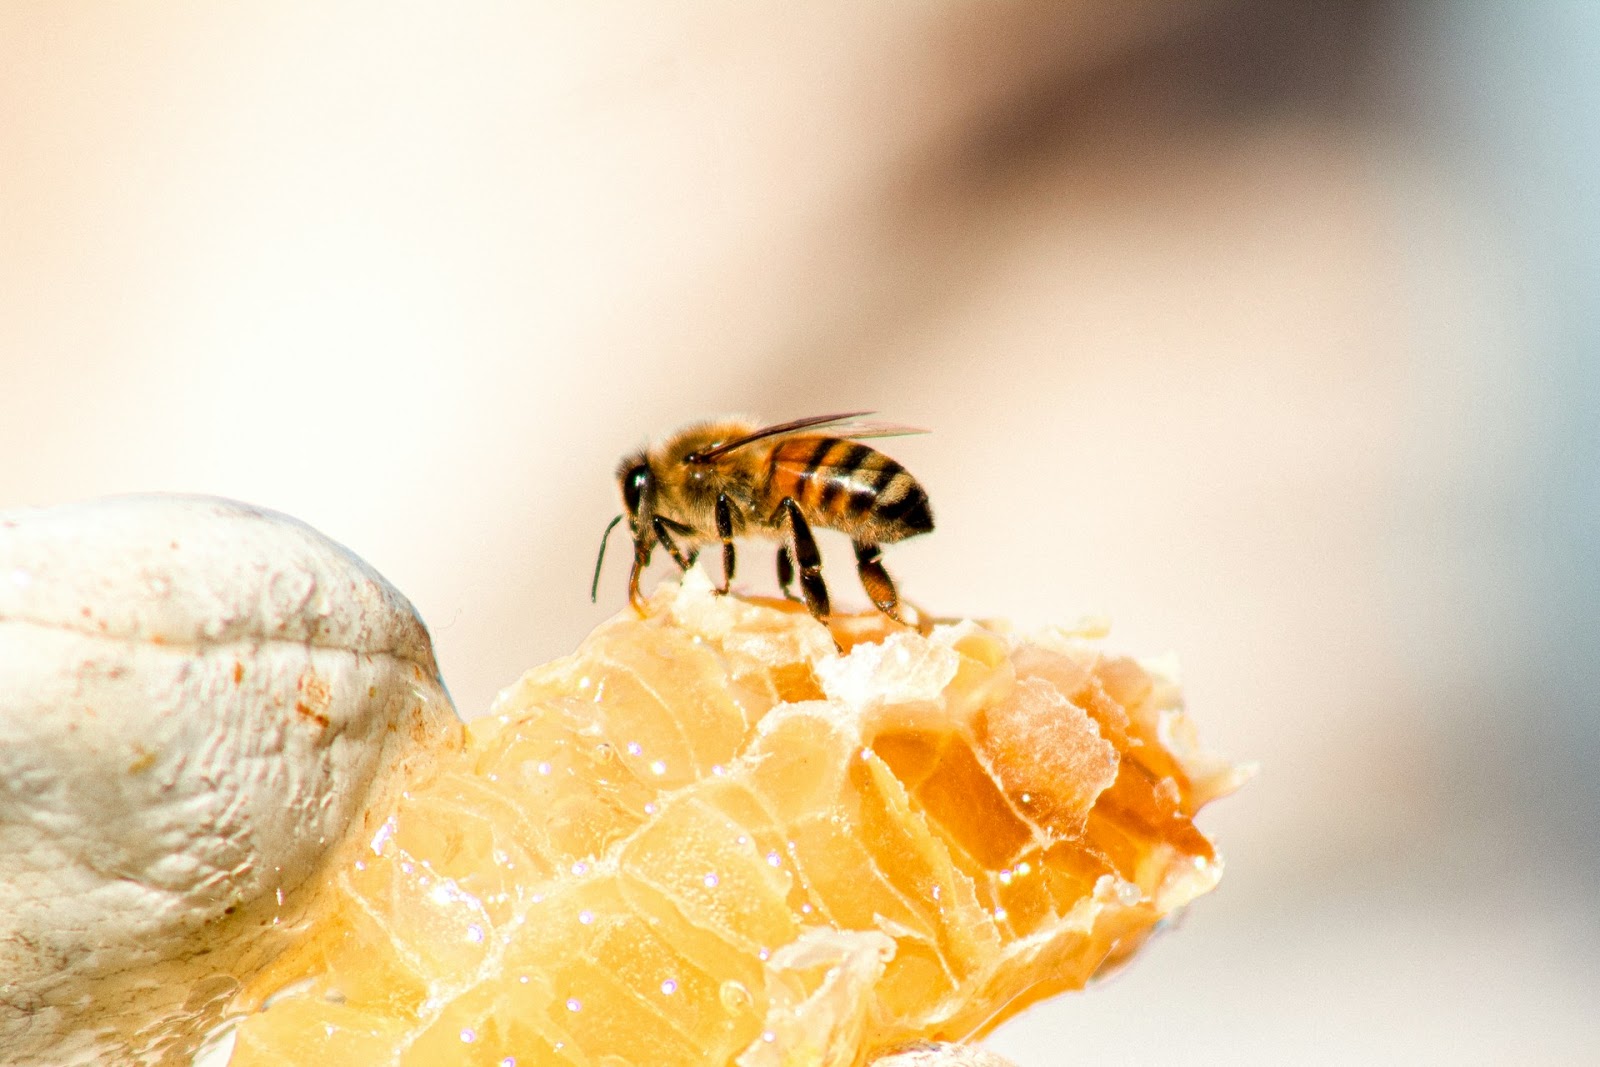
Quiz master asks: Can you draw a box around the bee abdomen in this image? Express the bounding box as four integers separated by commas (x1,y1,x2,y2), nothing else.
771,437,933,539
870,472,933,536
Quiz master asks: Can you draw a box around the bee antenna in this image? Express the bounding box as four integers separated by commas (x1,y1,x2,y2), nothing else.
591,514,625,602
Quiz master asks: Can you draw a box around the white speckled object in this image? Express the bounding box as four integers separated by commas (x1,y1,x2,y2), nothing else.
0,495,460,1066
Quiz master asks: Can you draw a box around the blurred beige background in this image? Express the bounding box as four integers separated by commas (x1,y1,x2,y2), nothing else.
3,2,1597,1063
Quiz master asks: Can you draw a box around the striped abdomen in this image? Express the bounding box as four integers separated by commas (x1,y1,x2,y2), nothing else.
764,436,933,542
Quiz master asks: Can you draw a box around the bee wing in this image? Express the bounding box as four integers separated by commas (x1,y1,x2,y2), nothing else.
768,429,929,480
691,411,876,461
832,421,930,441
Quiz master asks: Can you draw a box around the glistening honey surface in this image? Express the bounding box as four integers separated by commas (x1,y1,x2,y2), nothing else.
225,572,1240,1067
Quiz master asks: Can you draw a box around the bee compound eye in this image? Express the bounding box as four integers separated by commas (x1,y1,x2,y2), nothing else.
623,465,649,514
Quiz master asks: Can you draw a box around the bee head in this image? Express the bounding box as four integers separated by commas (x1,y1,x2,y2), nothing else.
595,453,654,603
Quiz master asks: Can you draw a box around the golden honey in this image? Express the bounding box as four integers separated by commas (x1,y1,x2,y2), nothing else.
224,573,1241,1066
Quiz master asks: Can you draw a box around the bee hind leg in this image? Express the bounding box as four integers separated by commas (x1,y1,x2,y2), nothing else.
778,498,830,620
853,540,908,625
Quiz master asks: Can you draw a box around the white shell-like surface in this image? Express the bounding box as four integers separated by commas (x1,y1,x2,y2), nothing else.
0,495,460,1066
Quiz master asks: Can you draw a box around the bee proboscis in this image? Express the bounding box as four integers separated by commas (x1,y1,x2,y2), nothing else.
592,412,934,624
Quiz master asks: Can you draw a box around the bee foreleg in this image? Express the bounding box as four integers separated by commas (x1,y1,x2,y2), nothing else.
775,546,801,601
853,540,905,624
652,517,698,572
715,493,738,595
627,539,654,616
778,498,830,620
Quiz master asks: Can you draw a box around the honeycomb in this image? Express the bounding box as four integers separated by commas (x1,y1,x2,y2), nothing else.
222,571,1242,1066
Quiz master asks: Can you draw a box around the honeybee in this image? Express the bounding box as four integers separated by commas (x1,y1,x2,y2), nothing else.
592,412,933,624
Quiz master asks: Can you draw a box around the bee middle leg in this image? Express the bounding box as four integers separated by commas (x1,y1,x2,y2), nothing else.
777,497,830,620
714,493,738,595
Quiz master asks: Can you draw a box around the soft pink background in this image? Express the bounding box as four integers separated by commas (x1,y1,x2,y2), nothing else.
4,3,1597,1063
